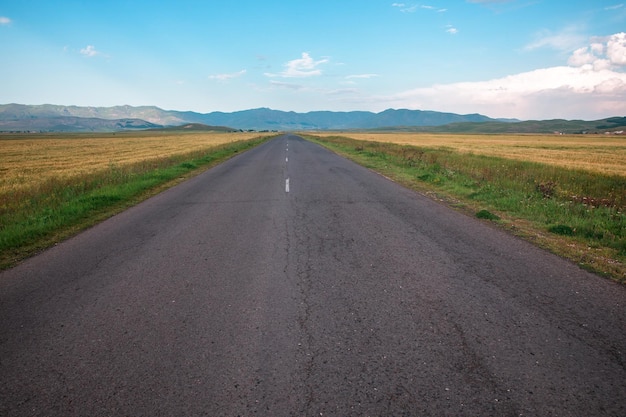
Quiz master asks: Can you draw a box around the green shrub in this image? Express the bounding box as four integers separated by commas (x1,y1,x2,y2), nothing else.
549,224,575,235
476,209,500,221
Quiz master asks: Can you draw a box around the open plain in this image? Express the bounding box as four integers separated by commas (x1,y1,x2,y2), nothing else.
0,131,269,198
312,132,626,176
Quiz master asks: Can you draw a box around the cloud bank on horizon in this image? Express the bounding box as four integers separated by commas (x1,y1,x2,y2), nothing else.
388,33,626,120
0,1,625,120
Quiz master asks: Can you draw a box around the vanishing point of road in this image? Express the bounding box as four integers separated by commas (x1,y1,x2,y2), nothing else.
1,135,625,416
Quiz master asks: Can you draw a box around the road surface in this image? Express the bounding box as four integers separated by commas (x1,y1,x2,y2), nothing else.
1,134,625,416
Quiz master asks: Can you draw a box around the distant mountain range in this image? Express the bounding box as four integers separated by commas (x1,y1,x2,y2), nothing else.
0,104,504,132
0,103,624,134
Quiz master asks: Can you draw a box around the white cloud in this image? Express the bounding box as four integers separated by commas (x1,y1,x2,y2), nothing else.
446,26,459,35
80,45,101,57
606,32,626,66
265,53,329,78
568,46,611,71
385,66,626,119
568,33,626,69
0,16,11,25
209,69,247,81
382,33,626,120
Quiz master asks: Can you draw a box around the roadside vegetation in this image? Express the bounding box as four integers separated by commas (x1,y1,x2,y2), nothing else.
0,131,274,269
304,133,625,283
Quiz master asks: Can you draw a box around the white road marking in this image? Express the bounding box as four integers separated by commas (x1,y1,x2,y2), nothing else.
285,141,290,192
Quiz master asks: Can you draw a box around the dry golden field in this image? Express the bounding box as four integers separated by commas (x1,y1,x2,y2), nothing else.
0,131,273,198
313,132,626,177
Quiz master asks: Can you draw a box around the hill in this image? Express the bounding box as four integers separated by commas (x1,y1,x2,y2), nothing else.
376,117,626,134
0,115,162,132
150,123,238,133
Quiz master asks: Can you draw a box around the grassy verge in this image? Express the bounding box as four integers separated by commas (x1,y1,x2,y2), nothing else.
304,134,625,283
0,135,272,269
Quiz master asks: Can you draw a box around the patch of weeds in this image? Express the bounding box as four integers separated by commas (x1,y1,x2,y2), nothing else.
476,209,500,221
417,172,445,185
179,162,198,170
86,194,123,204
536,181,557,199
571,195,616,208
548,224,575,236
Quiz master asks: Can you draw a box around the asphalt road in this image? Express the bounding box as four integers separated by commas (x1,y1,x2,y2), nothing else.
1,134,625,416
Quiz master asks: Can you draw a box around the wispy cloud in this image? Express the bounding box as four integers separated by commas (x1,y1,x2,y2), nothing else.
392,3,417,13
0,16,11,25
80,45,101,57
265,53,329,78
467,0,514,3
524,26,587,52
209,69,247,81
392,3,446,13
446,25,459,35
269,80,305,90
346,74,380,79
605,3,624,10
326,88,360,96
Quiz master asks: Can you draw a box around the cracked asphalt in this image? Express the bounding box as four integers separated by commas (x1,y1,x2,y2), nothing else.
1,134,625,416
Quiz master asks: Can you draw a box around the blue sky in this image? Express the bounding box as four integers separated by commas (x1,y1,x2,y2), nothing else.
1,1,625,120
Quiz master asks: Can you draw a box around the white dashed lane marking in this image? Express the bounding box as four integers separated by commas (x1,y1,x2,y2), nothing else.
285,140,290,192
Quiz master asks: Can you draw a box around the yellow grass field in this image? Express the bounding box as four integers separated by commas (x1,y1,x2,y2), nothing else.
0,131,273,198
312,132,626,177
